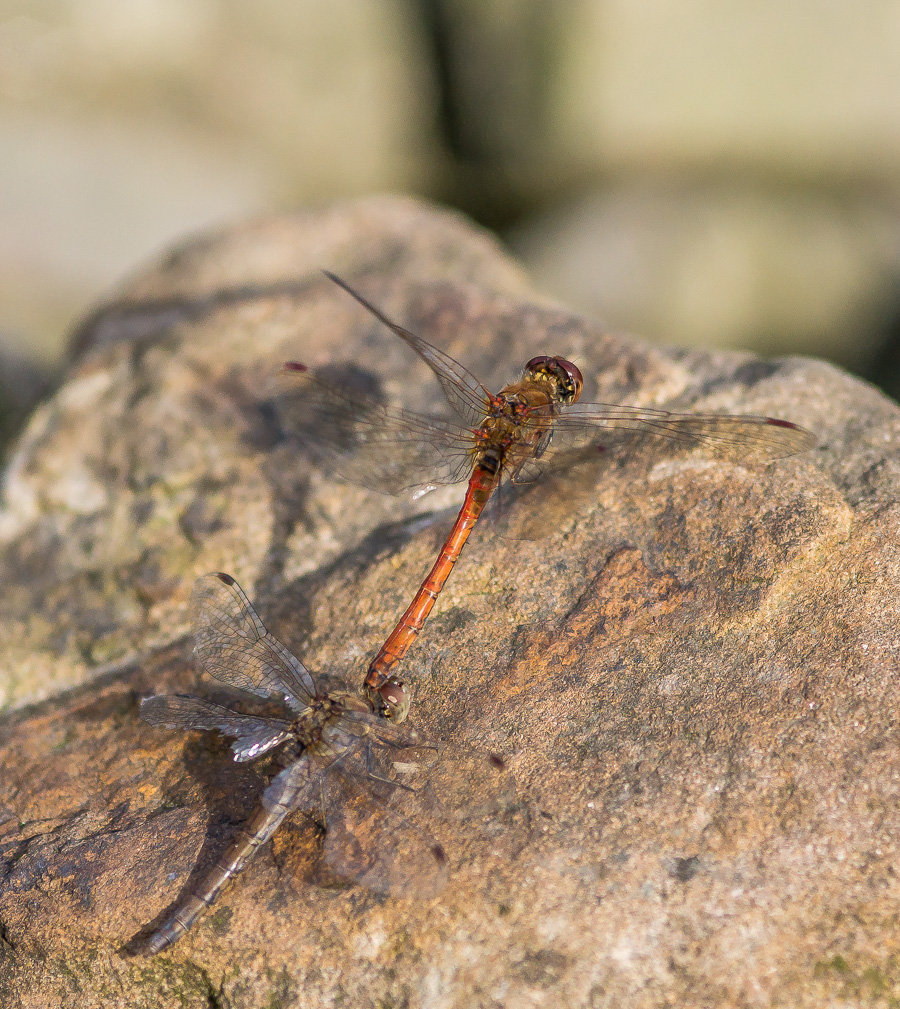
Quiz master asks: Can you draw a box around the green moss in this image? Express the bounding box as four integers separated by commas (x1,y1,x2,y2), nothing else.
813,954,900,1006
265,967,297,1009
127,955,227,1008
51,727,78,752
206,907,232,937
822,954,850,973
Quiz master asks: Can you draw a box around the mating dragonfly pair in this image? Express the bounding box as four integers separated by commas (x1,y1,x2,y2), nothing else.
134,274,812,954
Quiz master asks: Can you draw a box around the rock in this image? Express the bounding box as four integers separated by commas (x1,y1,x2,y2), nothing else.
1,195,529,711
0,196,897,1007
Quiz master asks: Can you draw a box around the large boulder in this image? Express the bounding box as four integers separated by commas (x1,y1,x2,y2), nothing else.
0,196,894,1008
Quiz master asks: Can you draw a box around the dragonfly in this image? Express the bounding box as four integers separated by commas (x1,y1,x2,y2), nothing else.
279,273,814,722
133,572,506,956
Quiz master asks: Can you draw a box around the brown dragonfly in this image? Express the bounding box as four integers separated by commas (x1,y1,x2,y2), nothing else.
280,273,813,722
133,572,506,956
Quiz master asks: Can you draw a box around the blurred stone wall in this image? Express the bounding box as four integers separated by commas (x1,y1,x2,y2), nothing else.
511,0,900,373
0,0,437,361
3,0,900,391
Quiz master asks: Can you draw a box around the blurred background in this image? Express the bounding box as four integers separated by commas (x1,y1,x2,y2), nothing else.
3,0,900,442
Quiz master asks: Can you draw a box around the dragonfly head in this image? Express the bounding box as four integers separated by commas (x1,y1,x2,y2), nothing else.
523,356,583,404
375,678,410,723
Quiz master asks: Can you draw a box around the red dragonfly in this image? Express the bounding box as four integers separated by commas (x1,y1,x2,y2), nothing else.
134,573,506,955
280,274,813,721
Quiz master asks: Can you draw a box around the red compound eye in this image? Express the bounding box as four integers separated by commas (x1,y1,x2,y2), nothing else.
526,356,583,403
557,359,583,400
525,355,552,372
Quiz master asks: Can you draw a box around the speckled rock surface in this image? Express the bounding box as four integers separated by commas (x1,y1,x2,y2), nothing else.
0,196,897,1008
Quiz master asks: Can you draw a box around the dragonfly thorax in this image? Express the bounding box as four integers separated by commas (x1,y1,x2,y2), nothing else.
472,381,568,476
293,692,370,751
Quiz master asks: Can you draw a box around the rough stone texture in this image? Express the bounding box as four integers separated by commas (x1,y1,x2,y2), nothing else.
0,195,897,1007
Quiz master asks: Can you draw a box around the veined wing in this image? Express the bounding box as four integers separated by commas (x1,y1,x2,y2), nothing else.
508,401,814,481
192,573,316,715
324,271,492,429
129,756,318,955
278,362,475,495
320,753,448,900
140,694,292,762
321,739,511,899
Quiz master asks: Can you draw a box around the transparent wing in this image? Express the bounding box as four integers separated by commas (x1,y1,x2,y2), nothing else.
320,755,448,899
260,756,321,816
324,271,491,428
140,694,292,762
277,362,476,495
508,401,814,479
321,738,512,899
192,573,316,715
